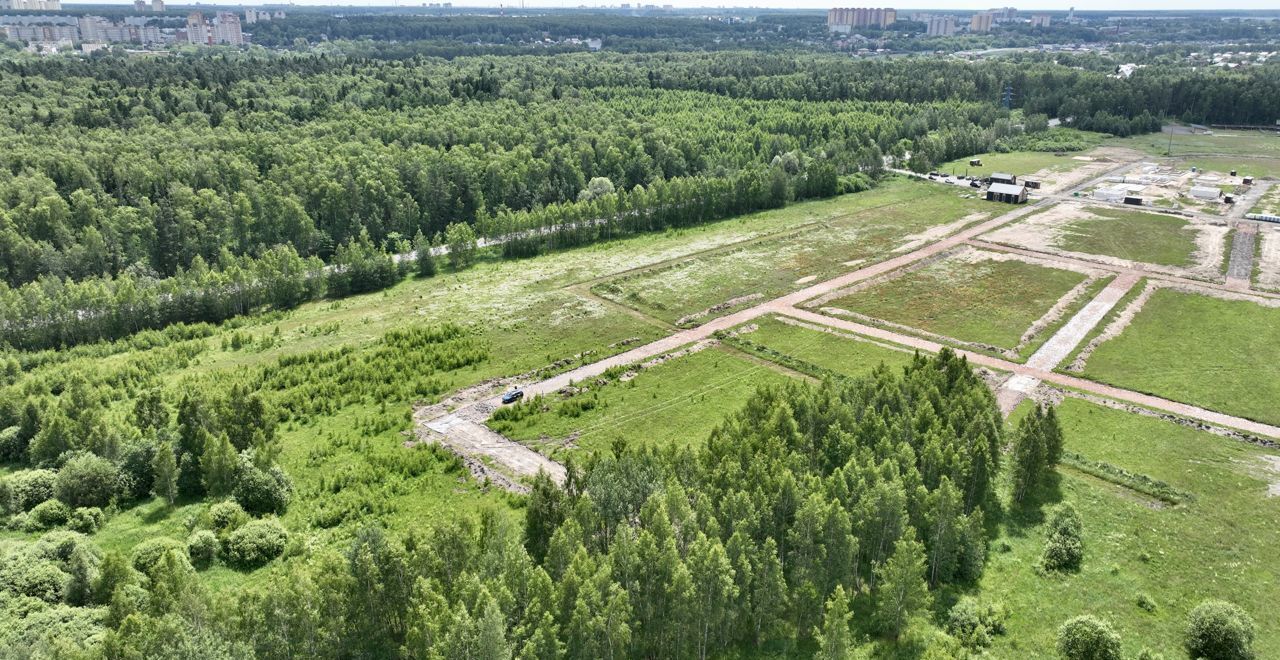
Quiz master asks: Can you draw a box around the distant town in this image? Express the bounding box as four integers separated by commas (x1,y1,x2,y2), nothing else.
0,3,284,53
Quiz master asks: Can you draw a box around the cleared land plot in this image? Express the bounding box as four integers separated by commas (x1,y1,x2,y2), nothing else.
939,145,1131,193
724,315,916,379
983,202,1227,280
819,250,1092,353
1055,206,1200,268
1255,225,1280,291
592,180,993,325
983,397,1280,658
1249,183,1280,217
489,345,792,457
1111,129,1280,161
1081,287,1280,426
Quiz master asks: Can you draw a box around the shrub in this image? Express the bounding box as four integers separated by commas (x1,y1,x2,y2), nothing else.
223,519,288,568
947,597,1008,649
208,500,249,534
54,453,120,509
130,537,187,576
1057,615,1122,660
67,507,104,534
1184,600,1255,660
2,469,57,513
1041,502,1084,572
187,530,218,569
5,557,69,603
29,499,71,530
232,463,293,515
1136,592,1157,613
117,439,157,500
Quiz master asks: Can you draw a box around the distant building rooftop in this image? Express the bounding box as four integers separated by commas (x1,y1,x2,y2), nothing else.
988,183,1025,195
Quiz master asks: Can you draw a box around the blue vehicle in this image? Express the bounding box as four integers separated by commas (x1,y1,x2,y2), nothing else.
501,389,524,404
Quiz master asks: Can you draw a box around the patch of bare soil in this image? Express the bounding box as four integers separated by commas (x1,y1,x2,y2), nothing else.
794,275,817,284
1260,455,1280,497
675,293,765,327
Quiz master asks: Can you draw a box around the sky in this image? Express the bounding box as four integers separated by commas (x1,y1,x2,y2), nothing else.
64,0,1280,12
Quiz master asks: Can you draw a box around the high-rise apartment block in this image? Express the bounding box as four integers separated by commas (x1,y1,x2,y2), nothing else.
969,13,993,33
926,15,956,37
827,7,897,33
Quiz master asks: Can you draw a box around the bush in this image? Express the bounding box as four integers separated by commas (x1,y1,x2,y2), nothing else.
117,439,157,500
208,500,249,534
1041,502,1084,572
187,530,218,569
1184,600,1255,660
232,462,293,516
130,537,187,576
67,507,105,534
223,519,288,568
947,597,1008,649
4,557,69,603
1136,592,1157,613
2,469,57,513
28,499,70,530
1057,615,1122,660
54,453,120,509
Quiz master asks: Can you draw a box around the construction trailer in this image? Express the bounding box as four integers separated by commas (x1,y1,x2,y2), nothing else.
989,172,1017,185
1092,186,1126,202
1123,196,1144,206
1023,179,1042,189
986,183,1027,204
969,158,982,166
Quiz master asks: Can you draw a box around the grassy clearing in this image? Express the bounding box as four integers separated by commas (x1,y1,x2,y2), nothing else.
980,397,1280,658
725,315,916,379
1055,206,1199,268
490,345,792,457
1081,288,1280,426
825,253,1089,351
1110,129,1280,160
591,179,993,325
938,150,1092,182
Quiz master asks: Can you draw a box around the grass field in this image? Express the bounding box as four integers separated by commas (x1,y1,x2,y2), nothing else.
1081,288,1280,426
938,151,1088,182
1111,129,1280,160
726,315,916,379
491,345,793,457
1055,206,1200,268
1249,184,1280,216
822,252,1090,351
591,179,993,325
980,397,1280,658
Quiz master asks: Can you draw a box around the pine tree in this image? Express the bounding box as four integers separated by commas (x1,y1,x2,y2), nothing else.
750,538,788,647
814,585,854,660
1010,410,1046,503
687,533,737,660
414,230,437,278
151,440,179,506
524,470,564,565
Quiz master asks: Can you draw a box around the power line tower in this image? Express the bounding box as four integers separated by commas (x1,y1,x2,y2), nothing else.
1001,84,1014,110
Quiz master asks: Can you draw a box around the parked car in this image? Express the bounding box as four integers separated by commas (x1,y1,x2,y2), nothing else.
970,180,981,188
501,389,524,404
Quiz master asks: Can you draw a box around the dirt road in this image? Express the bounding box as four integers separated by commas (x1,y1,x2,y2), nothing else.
1226,224,1258,289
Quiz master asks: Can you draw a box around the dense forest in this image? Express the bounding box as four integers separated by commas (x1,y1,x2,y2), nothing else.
0,348,1072,657
1,50,1276,350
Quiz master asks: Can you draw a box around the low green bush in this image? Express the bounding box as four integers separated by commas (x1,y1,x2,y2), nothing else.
67,507,104,534
187,530,218,569
223,519,289,569
130,537,186,576
28,499,70,531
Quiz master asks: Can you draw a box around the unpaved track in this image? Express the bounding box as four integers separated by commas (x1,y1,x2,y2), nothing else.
1226,224,1257,289
416,155,1280,486
996,274,1140,412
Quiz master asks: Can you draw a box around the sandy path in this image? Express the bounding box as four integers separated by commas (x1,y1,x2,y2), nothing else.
416,406,567,492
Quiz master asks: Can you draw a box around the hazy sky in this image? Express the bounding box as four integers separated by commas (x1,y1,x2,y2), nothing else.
65,0,1280,11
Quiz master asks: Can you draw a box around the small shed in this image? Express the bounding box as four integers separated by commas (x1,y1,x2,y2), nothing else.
1123,196,1144,206
1243,176,1254,185
986,183,1027,204
989,172,1017,185
1189,186,1222,200
1224,194,1235,205
1023,179,1042,190
969,158,983,166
